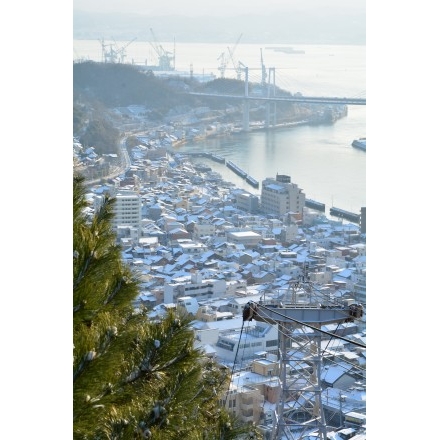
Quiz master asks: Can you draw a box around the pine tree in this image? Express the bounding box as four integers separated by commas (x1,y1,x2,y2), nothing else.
73,174,261,439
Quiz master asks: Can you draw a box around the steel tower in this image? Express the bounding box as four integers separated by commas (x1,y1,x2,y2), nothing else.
243,292,364,439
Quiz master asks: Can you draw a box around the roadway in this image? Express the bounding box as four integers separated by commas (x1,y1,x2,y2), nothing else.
187,92,366,106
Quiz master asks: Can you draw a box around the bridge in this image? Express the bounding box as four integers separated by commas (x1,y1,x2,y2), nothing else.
185,66,365,131
187,92,366,106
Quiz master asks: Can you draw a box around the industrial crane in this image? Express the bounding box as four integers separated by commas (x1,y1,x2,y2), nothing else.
98,38,113,63
227,33,243,79
149,28,175,71
217,33,242,79
114,37,137,63
217,52,228,79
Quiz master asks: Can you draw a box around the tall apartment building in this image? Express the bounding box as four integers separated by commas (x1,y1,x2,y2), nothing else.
260,174,305,217
111,190,142,241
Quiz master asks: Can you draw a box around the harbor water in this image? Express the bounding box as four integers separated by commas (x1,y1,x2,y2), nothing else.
73,40,366,216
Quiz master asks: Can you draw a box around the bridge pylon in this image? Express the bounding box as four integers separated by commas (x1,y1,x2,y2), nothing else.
265,67,277,128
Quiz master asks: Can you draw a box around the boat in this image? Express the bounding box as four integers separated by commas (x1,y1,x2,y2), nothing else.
352,137,366,151
266,46,305,55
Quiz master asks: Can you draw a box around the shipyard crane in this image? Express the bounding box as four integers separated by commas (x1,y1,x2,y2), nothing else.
217,52,228,78
113,37,137,63
98,38,110,63
238,275,365,440
99,38,122,63
149,28,175,71
227,33,243,79
217,33,243,79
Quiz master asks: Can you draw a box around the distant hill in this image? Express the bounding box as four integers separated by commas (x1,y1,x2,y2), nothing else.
73,11,366,45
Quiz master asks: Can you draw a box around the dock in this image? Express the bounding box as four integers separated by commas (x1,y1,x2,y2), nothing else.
329,207,360,223
226,161,247,179
245,175,259,189
305,199,325,212
209,153,226,164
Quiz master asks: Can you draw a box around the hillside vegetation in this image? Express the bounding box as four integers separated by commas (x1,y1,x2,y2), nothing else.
73,61,316,155
73,61,257,153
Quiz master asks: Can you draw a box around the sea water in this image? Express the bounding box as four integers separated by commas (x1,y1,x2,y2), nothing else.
73,40,366,215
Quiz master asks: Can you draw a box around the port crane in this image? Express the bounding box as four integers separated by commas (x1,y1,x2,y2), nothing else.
149,28,175,71
217,33,243,79
98,38,136,63
113,37,137,63
240,277,365,440
98,38,115,63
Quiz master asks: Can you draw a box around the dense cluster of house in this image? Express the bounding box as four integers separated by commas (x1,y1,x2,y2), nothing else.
74,135,366,439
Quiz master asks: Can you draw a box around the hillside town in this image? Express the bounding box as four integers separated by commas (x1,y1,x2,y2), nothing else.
73,122,366,439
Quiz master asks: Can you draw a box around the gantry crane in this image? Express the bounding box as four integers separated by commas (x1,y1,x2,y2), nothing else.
242,281,365,440
98,38,112,63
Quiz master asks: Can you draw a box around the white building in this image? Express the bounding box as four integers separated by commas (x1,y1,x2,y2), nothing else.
260,174,305,217
226,230,263,248
235,191,260,214
192,221,216,240
192,316,279,363
163,272,227,303
111,190,142,241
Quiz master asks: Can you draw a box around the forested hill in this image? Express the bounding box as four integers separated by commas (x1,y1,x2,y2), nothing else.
73,61,255,107
73,61,255,151
73,61,194,108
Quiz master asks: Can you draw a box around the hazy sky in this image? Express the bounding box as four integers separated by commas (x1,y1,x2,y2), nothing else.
73,0,364,17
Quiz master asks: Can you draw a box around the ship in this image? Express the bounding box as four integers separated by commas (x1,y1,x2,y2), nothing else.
352,137,366,151
266,46,305,55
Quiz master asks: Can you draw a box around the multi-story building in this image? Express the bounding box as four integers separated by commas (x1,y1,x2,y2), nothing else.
235,191,260,214
163,272,226,303
260,174,306,217
192,220,216,240
222,385,264,425
226,230,263,248
111,190,142,241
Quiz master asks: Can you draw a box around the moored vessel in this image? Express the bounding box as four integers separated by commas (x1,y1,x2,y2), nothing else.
352,137,366,151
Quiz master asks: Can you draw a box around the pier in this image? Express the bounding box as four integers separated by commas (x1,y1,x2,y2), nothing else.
305,199,325,212
329,207,360,223
226,161,259,189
